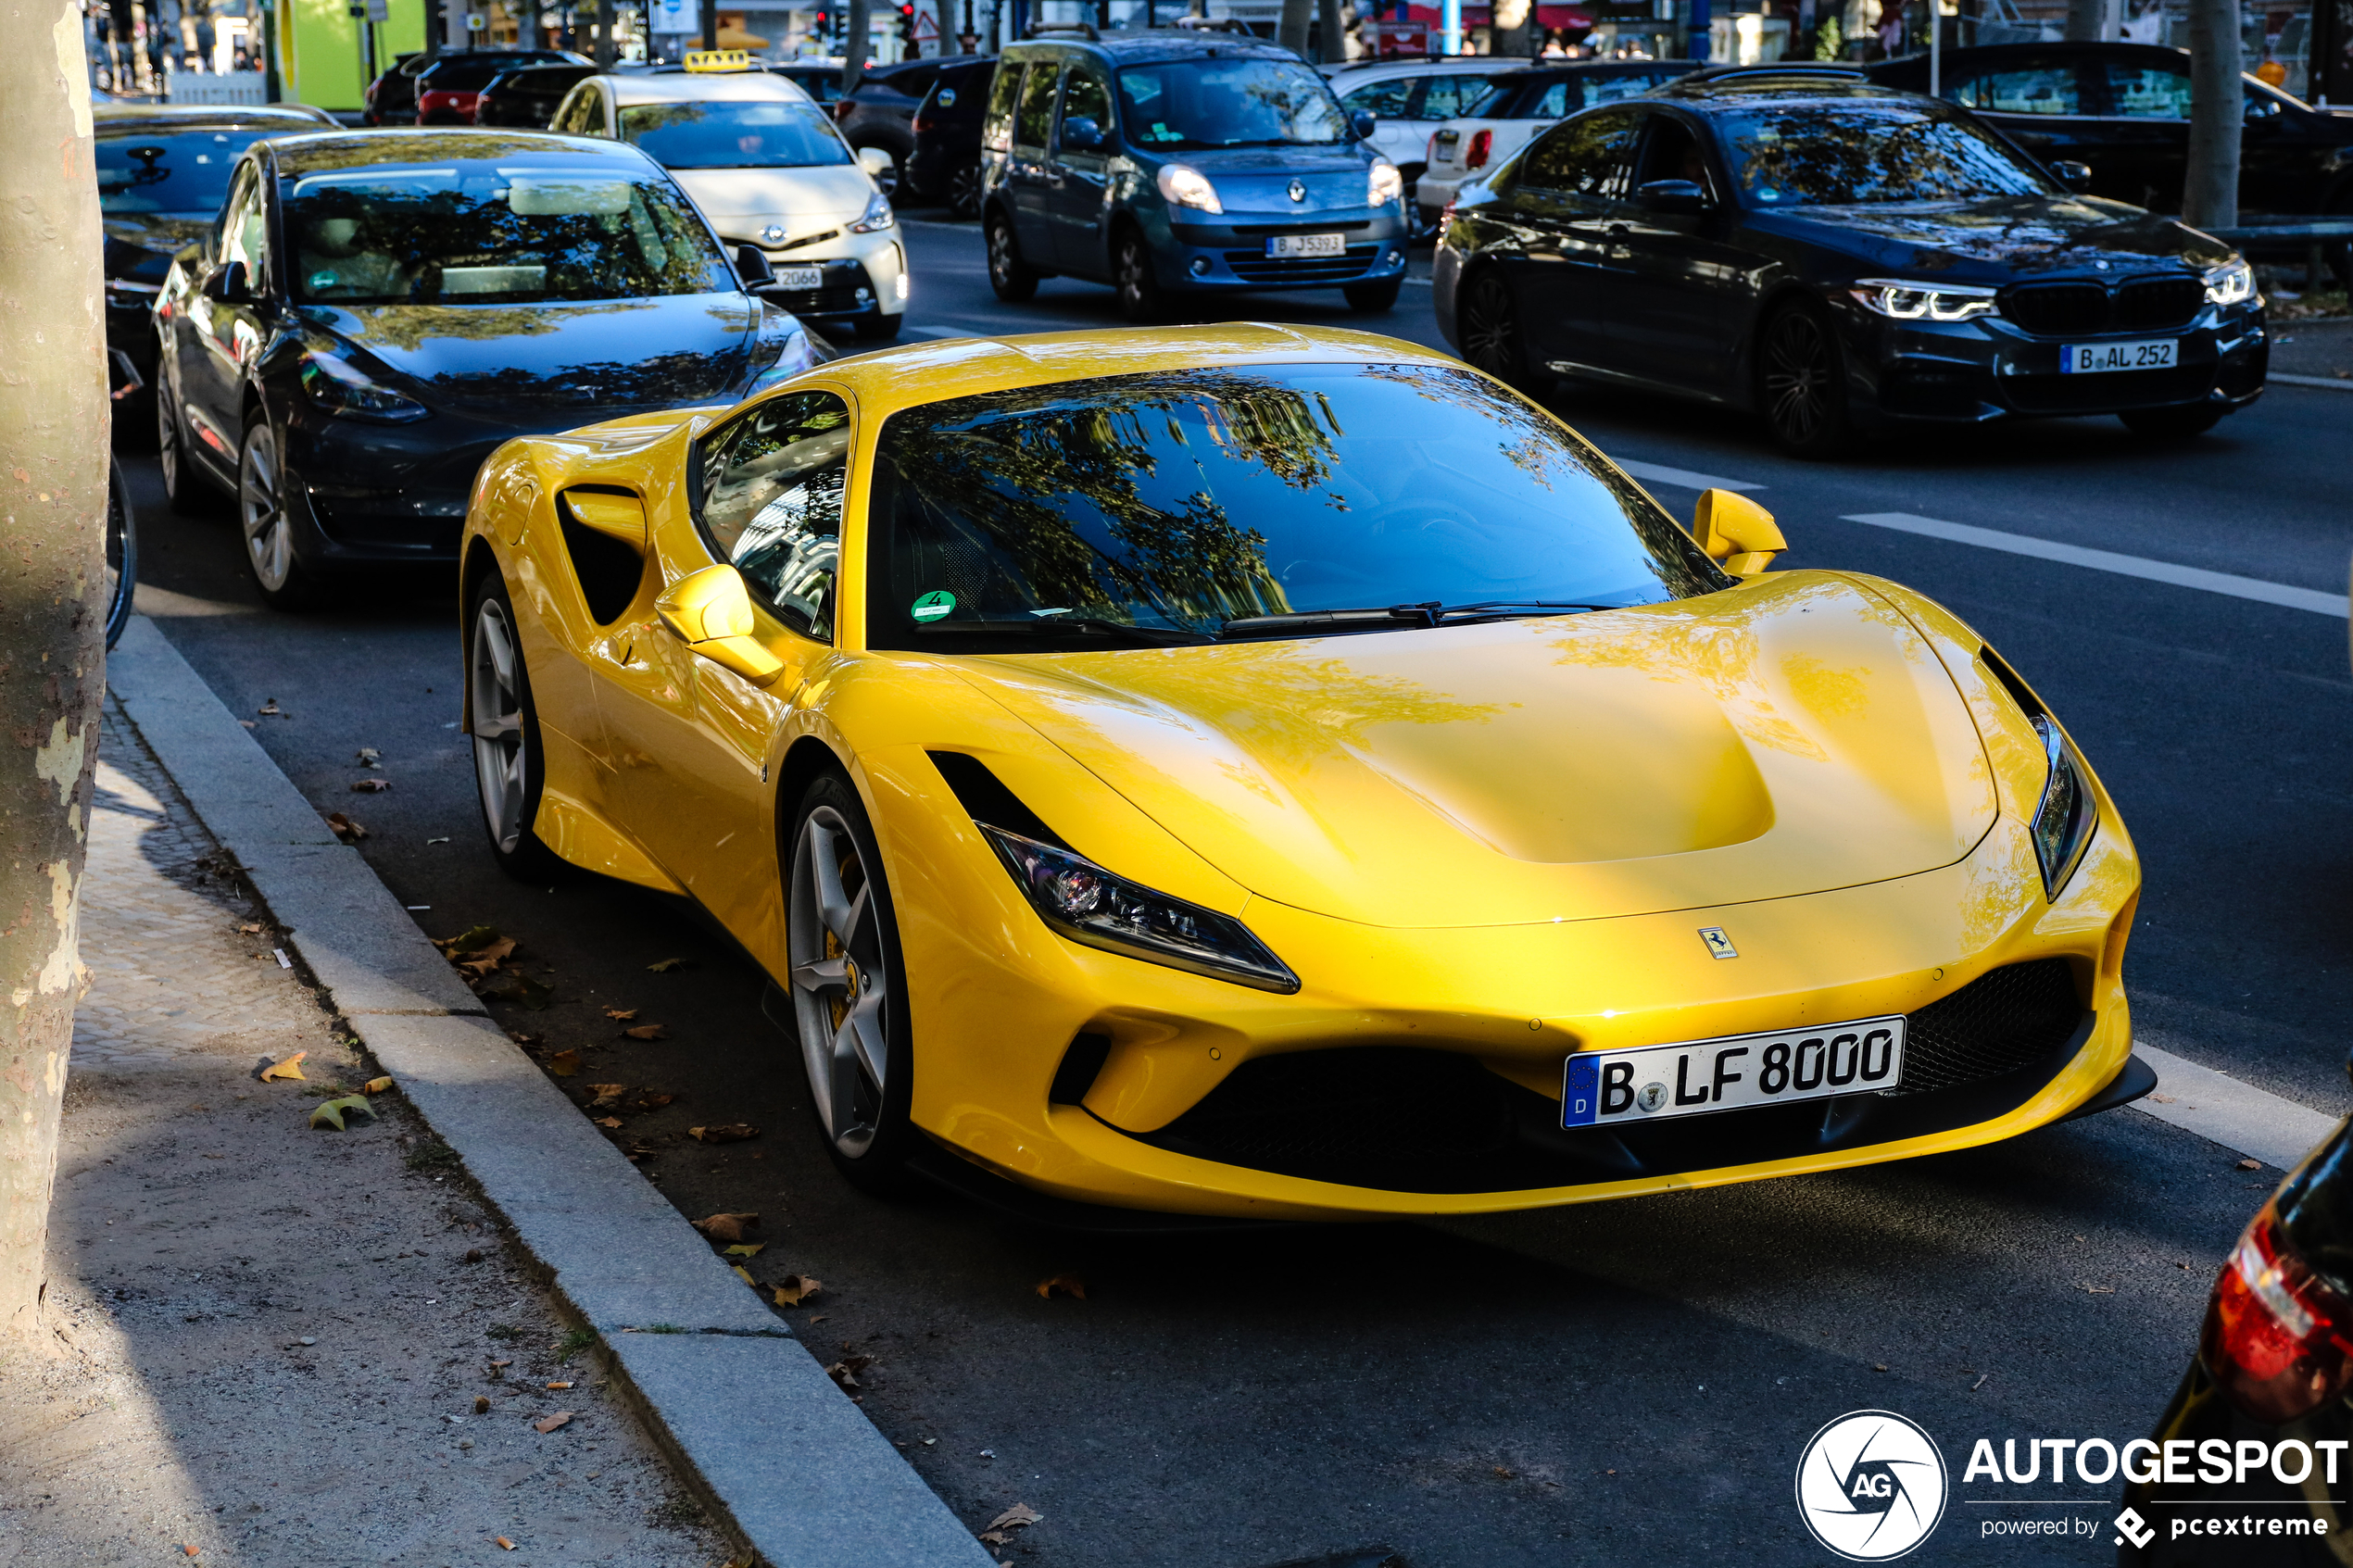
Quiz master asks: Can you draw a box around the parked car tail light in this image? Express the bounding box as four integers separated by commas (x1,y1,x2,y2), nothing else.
912,109,933,133
1465,129,1492,170
2202,1207,2353,1423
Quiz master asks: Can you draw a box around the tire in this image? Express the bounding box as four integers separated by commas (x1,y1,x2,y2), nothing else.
786,771,917,1194
985,209,1038,303
103,453,135,651
1757,302,1854,459
947,162,983,221
1114,227,1166,325
2119,403,2225,440
157,378,213,515
237,417,321,609
1343,277,1402,314
1456,270,1551,394
465,572,567,883
855,312,904,342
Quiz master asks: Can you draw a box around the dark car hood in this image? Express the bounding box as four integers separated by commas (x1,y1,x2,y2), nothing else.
1175,143,1374,175
103,213,212,282
1751,194,2235,280
302,294,762,418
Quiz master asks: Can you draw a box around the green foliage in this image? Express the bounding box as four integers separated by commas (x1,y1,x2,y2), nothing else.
404,1137,459,1171
555,1327,598,1363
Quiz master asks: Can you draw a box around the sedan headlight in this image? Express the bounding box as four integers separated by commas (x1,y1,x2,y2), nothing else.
1368,159,1403,208
2205,258,2257,307
1155,162,1223,215
849,190,894,233
297,350,428,422
1850,279,2000,323
980,825,1298,993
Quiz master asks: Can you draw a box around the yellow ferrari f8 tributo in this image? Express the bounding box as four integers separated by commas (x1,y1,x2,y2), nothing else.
459,324,2147,1222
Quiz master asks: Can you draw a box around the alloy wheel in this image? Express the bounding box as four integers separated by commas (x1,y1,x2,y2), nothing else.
468,596,528,856
948,164,982,221
788,805,891,1160
238,423,294,591
157,383,182,495
1116,235,1159,322
988,220,1016,285
1763,311,1833,447
1460,275,1521,381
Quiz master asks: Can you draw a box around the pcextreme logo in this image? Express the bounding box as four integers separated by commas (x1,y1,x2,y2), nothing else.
1796,1410,1952,1561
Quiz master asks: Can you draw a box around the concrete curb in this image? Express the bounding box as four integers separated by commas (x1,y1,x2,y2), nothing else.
2270,371,2353,392
105,616,995,1568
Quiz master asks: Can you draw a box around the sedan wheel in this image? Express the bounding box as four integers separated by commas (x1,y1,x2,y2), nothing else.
1459,272,1548,393
1759,305,1853,458
157,380,209,515
237,420,316,608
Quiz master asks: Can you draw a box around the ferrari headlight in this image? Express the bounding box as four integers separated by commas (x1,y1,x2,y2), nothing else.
1850,279,2000,323
1368,159,1403,208
298,350,429,422
2205,258,2256,307
980,825,1298,993
2027,712,2097,900
849,190,895,233
1155,163,1223,215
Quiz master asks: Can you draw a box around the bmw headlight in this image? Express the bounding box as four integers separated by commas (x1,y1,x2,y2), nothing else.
297,350,428,422
2205,258,2257,307
980,825,1298,993
849,190,895,233
1155,163,1223,216
1850,279,2000,323
1368,159,1403,208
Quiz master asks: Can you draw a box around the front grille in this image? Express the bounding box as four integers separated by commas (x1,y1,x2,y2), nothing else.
1224,243,1382,284
2006,282,2108,335
1888,958,2084,1096
2115,276,2206,330
2004,275,2205,336
2003,364,2215,414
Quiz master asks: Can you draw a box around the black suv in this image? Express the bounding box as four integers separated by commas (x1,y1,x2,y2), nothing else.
905,56,995,213
837,54,988,193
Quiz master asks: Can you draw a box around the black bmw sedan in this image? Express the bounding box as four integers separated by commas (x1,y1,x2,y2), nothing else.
1433,69,2268,456
153,129,817,608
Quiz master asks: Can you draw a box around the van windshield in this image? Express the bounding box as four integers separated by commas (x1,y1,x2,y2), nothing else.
1116,58,1349,149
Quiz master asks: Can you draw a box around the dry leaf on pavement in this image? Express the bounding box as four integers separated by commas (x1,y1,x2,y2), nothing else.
308,1095,376,1131
2239,1159,2264,1171
257,699,283,717
586,1084,626,1109
770,1274,821,1307
483,972,554,1010
258,1051,308,1084
688,1123,759,1144
633,1092,674,1110
535,1411,573,1434
546,1049,582,1077
350,778,392,794
979,1532,1011,1547
690,1212,760,1244
456,937,518,977
1035,1274,1087,1301
474,1396,491,1413
623,1023,668,1041
646,958,691,972
236,922,264,935
434,925,505,956
506,1030,540,1047
733,1264,756,1285
827,1355,875,1393
988,1503,1043,1531
724,1242,765,1258
594,1116,623,1129
362,1076,394,1094
325,811,368,840
603,1008,638,1022
356,747,382,767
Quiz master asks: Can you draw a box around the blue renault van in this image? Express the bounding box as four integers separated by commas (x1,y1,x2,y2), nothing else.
979,28,1409,322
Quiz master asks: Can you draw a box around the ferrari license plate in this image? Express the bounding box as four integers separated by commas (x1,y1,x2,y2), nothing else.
1561,1017,1906,1128
2060,338,2176,374
1265,232,1345,258
774,264,824,290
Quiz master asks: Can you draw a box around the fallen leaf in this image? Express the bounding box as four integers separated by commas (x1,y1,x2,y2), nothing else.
182,1546,198,1557
724,1242,766,1258
690,1212,760,1244
733,1264,756,1285
257,700,282,717
1873,1362,1889,1372
546,1380,573,1390
603,1008,639,1022
484,973,554,1010
535,1411,573,1434
646,958,691,972
2150,1093,2177,1103
688,1123,759,1144
236,922,265,935
435,925,507,957
623,1023,669,1041
978,1531,1010,1547
826,1355,875,1393
988,1503,1043,1531
769,1274,821,1307
594,1116,623,1129
457,937,519,977
474,1395,491,1413
363,1076,394,1095
632,1092,674,1110
586,1083,626,1109
258,1051,308,1084
1035,1274,1087,1301
356,747,382,767
2239,1159,2264,1171
350,778,392,794
1493,1465,1516,1479
546,1049,582,1077
506,1031,541,1047
495,1537,516,1550
308,1095,376,1131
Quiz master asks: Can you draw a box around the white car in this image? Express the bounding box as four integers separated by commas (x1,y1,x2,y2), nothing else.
1413,58,1695,228
1320,56,1529,220
550,67,908,341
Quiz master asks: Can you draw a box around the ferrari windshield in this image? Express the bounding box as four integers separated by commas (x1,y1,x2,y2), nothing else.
1117,59,1350,148
865,363,1720,649
1718,102,2055,206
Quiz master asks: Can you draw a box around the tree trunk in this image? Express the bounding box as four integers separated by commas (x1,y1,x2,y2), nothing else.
1278,0,1310,58
1492,0,1532,54
2183,0,2243,228
843,0,872,91
1317,0,1346,58
0,0,107,1355
595,0,616,67
2065,0,2103,41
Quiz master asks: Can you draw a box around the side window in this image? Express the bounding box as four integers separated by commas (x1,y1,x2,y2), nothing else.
1060,66,1113,147
1420,74,1499,120
1632,115,1716,198
1014,59,1062,149
2102,62,2193,119
1586,72,1669,107
1530,82,1571,118
550,86,587,133
1340,78,1415,119
695,391,850,641
983,61,1025,152
1516,108,1641,200
219,164,268,281
1952,64,2083,116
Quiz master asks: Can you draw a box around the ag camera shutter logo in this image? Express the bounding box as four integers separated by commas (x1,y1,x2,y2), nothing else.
1795,1410,1949,1561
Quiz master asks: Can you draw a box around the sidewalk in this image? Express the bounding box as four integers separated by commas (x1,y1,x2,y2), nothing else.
0,700,730,1566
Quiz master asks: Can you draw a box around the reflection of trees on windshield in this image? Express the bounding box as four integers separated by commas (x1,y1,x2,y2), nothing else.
1116,60,1347,148
1724,107,2052,206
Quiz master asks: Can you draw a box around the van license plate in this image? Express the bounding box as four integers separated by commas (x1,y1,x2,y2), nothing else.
1266,232,1345,258
2060,339,2176,373
1561,1017,1906,1127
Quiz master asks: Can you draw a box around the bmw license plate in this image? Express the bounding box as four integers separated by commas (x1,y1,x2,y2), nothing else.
774,265,824,290
1561,1017,1906,1127
2060,338,2176,373
1265,232,1345,259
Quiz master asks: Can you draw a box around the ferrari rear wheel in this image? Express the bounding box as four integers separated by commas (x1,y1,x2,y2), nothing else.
466,573,564,882
786,773,916,1192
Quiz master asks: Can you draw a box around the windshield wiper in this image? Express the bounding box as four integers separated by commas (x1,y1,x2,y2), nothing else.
1220,600,1614,636
912,618,1214,647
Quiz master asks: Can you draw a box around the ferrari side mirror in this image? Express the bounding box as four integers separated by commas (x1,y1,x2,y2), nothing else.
1693,488,1785,575
654,563,786,686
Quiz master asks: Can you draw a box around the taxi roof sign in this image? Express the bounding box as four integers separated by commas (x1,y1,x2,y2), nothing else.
683,48,753,71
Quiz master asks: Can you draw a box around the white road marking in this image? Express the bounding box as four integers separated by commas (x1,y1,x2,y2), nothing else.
902,324,973,339
1843,511,2348,619
2130,1043,2344,1171
1613,458,1766,494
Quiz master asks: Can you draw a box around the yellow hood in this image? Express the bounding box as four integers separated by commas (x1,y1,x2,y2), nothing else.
948,572,1997,929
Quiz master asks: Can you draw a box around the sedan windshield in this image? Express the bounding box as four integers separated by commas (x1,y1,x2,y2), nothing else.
283,158,732,305
866,363,1719,650
97,128,267,215
1117,59,1349,149
1718,102,2054,206
620,100,850,169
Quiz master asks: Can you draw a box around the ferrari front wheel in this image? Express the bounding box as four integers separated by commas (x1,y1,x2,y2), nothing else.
786,773,916,1193
466,573,563,882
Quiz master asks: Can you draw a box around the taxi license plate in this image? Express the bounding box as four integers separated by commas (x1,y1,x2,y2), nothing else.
2060,338,2176,373
1561,1017,1906,1127
1266,232,1346,258
774,265,824,290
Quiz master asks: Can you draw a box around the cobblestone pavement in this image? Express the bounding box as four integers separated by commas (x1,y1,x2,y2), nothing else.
0,699,732,1567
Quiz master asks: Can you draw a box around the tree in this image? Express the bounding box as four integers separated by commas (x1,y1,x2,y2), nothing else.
843,0,874,94
2183,0,2244,228
2065,0,2104,43
1317,0,1348,59
0,0,107,1353
595,0,617,69
1278,0,1310,60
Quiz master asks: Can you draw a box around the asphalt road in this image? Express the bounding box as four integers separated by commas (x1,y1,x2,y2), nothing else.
114,215,2353,1567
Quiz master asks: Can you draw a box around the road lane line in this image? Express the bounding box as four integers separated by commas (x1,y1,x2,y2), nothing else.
2131,1044,2343,1170
1613,458,1766,493
1843,511,2348,618
902,325,971,339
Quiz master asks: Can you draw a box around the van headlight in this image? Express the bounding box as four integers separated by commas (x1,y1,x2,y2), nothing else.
1155,163,1223,215
1368,159,1403,207
1850,279,2000,323
2205,258,2256,307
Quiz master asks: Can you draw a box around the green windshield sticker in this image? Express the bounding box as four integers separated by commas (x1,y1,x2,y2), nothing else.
911,590,956,623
